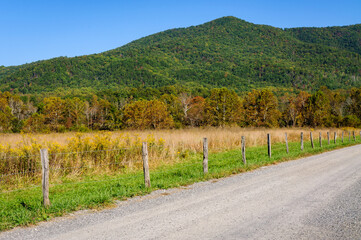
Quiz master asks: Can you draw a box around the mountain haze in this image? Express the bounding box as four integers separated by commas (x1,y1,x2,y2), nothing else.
1,16,361,94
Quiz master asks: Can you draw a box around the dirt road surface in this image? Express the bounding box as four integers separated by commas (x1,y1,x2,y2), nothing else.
1,145,361,239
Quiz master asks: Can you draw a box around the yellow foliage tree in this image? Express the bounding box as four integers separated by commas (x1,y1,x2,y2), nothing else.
123,99,174,129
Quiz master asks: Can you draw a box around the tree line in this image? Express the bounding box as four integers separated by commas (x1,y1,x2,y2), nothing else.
1,86,361,133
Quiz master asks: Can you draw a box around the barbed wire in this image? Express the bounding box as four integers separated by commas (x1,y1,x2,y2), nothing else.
49,159,143,171
2,137,358,195
0,169,42,178
0,153,40,161
49,147,134,156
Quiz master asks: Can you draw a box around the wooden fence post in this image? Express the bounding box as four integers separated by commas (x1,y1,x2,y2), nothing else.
334,132,337,144
310,132,314,149
300,132,304,151
319,132,322,147
203,138,208,174
267,134,271,158
327,132,330,145
349,131,351,141
353,131,356,141
142,142,151,188
342,131,344,143
360,131,361,141
241,136,246,164
40,149,50,207
285,133,289,154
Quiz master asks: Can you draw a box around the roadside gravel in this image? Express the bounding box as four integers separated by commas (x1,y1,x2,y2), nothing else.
1,145,361,240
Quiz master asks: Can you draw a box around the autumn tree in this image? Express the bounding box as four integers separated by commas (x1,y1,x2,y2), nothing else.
123,99,174,129
23,113,46,133
64,97,86,129
43,97,66,131
187,96,206,127
243,89,280,127
282,91,310,127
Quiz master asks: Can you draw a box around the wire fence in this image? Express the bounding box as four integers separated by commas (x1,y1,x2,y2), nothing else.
1,130,360,199
0,147,144,194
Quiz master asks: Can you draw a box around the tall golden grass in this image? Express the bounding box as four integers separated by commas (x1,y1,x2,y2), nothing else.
0,127,358,190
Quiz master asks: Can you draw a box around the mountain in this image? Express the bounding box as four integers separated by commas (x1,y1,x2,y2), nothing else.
1,16,361,94
285,24,361,55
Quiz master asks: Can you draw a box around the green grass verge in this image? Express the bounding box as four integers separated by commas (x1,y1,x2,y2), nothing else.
1,136,360,231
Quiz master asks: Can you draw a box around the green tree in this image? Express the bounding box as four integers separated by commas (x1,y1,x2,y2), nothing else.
305,90,331,127
205,88,243,126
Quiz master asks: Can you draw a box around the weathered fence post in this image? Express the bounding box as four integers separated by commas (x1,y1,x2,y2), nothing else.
342,131,344,143
327,132,330,145
319,132,322,147
310,132,314,149
349,131,351,141
360,131,361,141
300,132,304,151
241,136,246,164
267,133,271,158
285,133,289,154
142,142,151,188
40,149,50,207
334,132,337,144
353,131,356,141
203,138,208,174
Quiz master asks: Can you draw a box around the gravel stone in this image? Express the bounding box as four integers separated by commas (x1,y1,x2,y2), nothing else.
1,145,361,240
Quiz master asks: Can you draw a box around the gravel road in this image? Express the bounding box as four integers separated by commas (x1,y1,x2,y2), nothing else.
1,145,361,240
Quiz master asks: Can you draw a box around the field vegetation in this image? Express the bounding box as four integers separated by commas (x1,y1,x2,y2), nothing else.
0,127,358,191
0,127,360,231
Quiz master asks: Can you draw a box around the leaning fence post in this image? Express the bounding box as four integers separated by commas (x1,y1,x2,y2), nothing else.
342,131,344,143
319,132,322,147
203,138,208,174
142,142,151,188
301,132,304,151
285,133,289,154
327,132,330,145
40,149,50,207
353,131,356,141
267,134,271,158
241,136,246,164
310,132,314,149
334,132,337,144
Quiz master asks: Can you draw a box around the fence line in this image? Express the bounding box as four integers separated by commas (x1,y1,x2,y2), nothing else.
0,169,42,178
0,154,41,161
1,131,361,206
49,148,132,156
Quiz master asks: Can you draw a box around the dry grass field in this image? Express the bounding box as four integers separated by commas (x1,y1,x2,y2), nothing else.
0,127,351,150
0,127,358,189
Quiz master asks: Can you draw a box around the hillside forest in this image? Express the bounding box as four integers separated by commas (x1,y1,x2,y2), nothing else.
0,17,361,94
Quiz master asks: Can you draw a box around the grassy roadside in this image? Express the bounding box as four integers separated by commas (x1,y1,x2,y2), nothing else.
1,136,360,232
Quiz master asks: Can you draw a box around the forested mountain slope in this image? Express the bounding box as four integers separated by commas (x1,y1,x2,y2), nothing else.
286,24,361,55
1,16,360,94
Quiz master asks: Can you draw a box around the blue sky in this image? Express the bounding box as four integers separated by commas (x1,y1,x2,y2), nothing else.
1,0,361,66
